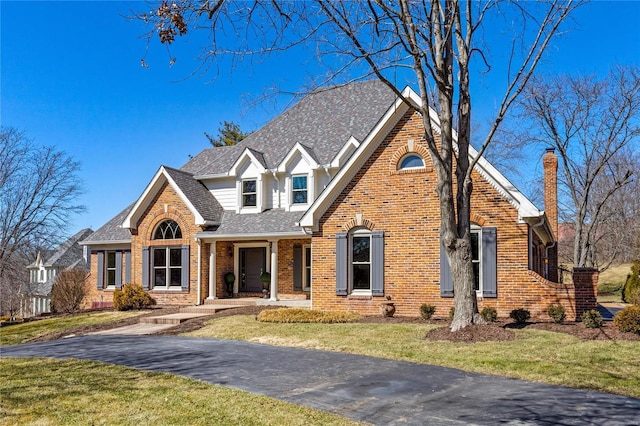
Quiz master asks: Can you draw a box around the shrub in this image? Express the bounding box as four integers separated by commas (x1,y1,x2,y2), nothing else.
613,305,640,334
547,303,566,324
581,309,603,328
51,269,87,313
509,308,531,324
449,307,455,320
419,304,436,320
113,284,156,311
622,260,640,304
480,307,497,322
257,308,360,323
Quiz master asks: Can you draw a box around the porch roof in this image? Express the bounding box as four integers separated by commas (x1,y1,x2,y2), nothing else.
195,209,307,240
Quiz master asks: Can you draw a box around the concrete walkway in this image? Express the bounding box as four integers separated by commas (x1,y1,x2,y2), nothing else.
2,335,639,425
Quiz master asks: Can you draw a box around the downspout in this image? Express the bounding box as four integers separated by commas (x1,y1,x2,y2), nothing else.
530,216,546,273
323,165,331,188
545,240,557,281
272,170,281,209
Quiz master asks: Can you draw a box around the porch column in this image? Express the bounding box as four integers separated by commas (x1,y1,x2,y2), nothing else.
269,240,279,301
207,242,216,300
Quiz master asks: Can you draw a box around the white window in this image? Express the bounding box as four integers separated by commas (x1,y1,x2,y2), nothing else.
106,251,117,287
303,244,311,291
152,247,183,289
398,154,425,170
471,227,482,292
292,175,308,204
350,229,371,292
242,179,257,207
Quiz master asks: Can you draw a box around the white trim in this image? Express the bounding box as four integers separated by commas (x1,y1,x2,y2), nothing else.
330,136,361,168
277,142,319,172
122,166,215,230
229,148,267,177
303,244,311,291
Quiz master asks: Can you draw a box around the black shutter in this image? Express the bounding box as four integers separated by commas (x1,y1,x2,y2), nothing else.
115,251,123,289
125,251,131,284
335,232,347,295
142,246,150,290
293,245,302,291
97,251,104,290
371,231,384,296
482,227,497,298
440,244,453,297
181,245,190,291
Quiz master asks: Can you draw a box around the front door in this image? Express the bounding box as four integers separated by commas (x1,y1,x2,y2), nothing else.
239,247,267,292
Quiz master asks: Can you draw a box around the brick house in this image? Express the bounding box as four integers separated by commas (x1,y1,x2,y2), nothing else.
81,80,596,319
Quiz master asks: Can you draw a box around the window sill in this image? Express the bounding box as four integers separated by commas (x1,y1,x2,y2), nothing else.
347,294,373,300
150,288,188,293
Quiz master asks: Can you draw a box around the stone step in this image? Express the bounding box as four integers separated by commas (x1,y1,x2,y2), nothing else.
179,305,246,314
140,313,208,325
203,298,260,306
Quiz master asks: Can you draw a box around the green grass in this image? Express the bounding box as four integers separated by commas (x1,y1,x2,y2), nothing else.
599,263,632,302
0,311,142,346
186,315,640,398
0,358,360,426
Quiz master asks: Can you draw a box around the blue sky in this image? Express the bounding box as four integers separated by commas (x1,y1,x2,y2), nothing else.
2,1,640,240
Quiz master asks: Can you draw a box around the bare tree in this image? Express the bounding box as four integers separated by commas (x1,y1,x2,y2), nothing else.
510,67,640,270
138,1,580,331
0,127,85,316
51,269,88,313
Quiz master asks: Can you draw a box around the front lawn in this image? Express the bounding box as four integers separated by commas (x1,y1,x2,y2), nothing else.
185,315,640,398
0,311,142,346
0,358,359,426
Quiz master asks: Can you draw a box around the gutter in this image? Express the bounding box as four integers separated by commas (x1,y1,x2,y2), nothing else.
194,231,307,241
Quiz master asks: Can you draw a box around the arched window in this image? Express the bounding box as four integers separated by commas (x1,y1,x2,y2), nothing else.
153,220,182,240
398,154,425,170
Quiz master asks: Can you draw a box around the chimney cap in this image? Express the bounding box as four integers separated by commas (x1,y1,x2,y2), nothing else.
545,147,556,154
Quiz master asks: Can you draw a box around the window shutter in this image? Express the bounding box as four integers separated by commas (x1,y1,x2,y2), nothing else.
97,251,104,290
125,251,131,284
115,251,123,289
181,245,190,291
482,227,497,298
335,232,347,296
142,246,150,290
440,244,454,297
293,245,302,291
371,231,384,296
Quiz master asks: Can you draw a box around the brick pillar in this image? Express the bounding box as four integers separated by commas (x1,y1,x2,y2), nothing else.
543,148,559,282
572,267,598,320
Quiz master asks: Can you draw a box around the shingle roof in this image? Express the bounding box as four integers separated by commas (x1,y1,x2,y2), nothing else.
181,80,395,175
163,166,224,224
82,205,133,243
43,228,93,267
202,209,305,236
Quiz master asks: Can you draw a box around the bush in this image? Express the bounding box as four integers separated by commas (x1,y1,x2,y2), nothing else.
622,260,640,304
419,304,436,320
480,307,497,322
613,305,640,334
581,309,603,328
51,269,87,313
113,284,156,311
509,308,531,324
547,303,566,324
257,308,360,323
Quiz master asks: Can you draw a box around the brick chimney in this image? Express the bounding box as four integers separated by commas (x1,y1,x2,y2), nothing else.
542,148,558,239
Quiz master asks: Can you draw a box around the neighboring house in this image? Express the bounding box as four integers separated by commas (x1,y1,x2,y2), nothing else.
26,228,93,316
81,80,596,319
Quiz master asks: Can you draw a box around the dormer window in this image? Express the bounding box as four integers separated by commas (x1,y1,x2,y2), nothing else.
153,220,182,240
242,180,257,207
292,175,308,204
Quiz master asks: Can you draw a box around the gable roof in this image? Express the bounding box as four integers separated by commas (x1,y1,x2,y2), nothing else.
299,85,554,243
28,228,93,269
181,80,396,177
122,166,223,230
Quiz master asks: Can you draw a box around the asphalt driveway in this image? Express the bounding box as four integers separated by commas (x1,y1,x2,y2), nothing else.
2,335,639,425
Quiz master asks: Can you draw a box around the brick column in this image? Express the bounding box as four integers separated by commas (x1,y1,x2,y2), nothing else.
543,148,559,282
572,267,598,319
